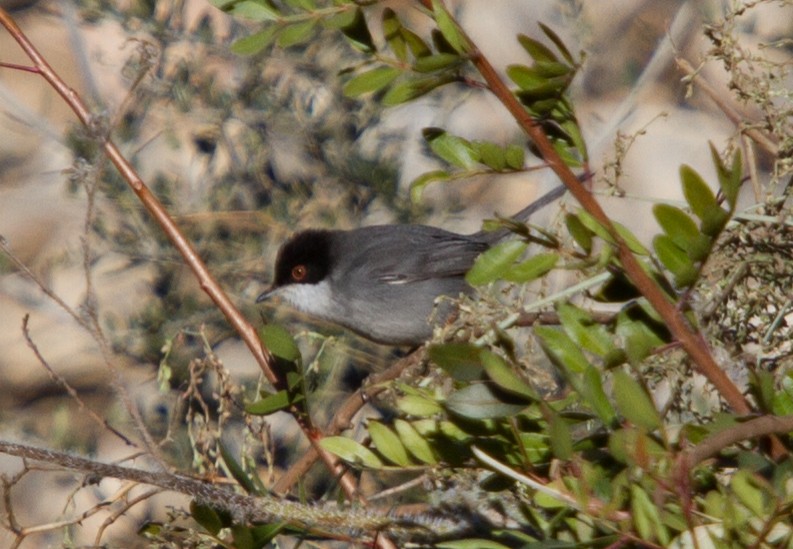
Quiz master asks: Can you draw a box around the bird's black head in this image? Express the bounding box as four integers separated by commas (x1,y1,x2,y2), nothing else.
270,229,335,289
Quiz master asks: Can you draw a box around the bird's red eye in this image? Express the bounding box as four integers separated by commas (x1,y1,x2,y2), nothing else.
291,265,307,281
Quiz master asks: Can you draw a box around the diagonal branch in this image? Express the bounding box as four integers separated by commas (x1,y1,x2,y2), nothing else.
429,1,758,422
0,6,373,525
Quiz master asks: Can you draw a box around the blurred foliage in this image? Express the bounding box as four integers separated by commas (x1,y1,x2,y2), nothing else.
66,0,409,370
41,0,793,547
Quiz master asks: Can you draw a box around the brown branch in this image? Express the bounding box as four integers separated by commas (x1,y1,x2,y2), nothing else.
432,2,759,425
0,440,466,543
0,6,368,522
682,414,793,470
273,348,425,494
0,8,277,389
676,58,779,157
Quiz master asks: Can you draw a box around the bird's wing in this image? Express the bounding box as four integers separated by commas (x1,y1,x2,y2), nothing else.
345,226,488,284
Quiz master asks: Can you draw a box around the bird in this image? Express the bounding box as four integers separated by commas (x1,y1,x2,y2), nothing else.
257,185,566,345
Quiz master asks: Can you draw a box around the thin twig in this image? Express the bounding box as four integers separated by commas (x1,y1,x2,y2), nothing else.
273,348,425,494
20,315,133,446
0,440,468,543
0,6,366,516
682,414,793,469
676,57,779,157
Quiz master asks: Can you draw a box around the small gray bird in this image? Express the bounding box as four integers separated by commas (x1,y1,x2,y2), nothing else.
258,185,565,345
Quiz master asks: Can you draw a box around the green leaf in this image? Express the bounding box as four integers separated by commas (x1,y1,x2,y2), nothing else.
319,436,383,468
259,324,300,362
518,432,551,464
474,141,507,171
382,74,452,105
582,364,617,424
465,240,527,285
504,144,525,169
613,220,650,255
413,53,461,73
428,343,483,381
423,128,478,169
772,371,793,416
283,0,314,9
402,27,431,58
609,427,666,465
534,326,590,374
517,33,558,63
680,164,729,236
395,419,437,464
503,252,558,283
565,213,593,254
334,7,374,53
731,470,769,517
653,203,712,261
709,143,741,210
397,394,443,417
220,442,265,495
576,210,649,255
231,524,254,549
548,412,573,460
480,350,538,400
245,389,294,415
231,26,279,55
653,234,698,287
557,302,616,358
446,383,528,419
506,64,547,91
368,421,411,466
409,170,450,204
190,501,224,535
612,370,661,431
249,523,287,546
653,203,698,248
681,164,717,218
726,149,743,210
432,0,468,53
533,61,572,78
382,8,407,61
540,23,575,65
615,312,664,365
512,73,569,100
277,19,317,48
229,0,279,21
343,66,400,97
631,485,669,544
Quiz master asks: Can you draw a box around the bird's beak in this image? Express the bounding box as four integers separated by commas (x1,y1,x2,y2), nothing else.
256,286,277,303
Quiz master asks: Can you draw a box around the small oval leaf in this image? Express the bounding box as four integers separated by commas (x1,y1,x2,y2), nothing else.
503,252,558,283
259,324,300,362
465,240,527,286
428,343,483,381
394,419,437,464
343,66,400,97
480,350,538,400
445,383,528,419
368,421,411,466
319,436,383,468
612,370,662,431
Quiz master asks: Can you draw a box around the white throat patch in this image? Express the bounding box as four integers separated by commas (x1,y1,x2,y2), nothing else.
272,280,336,320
